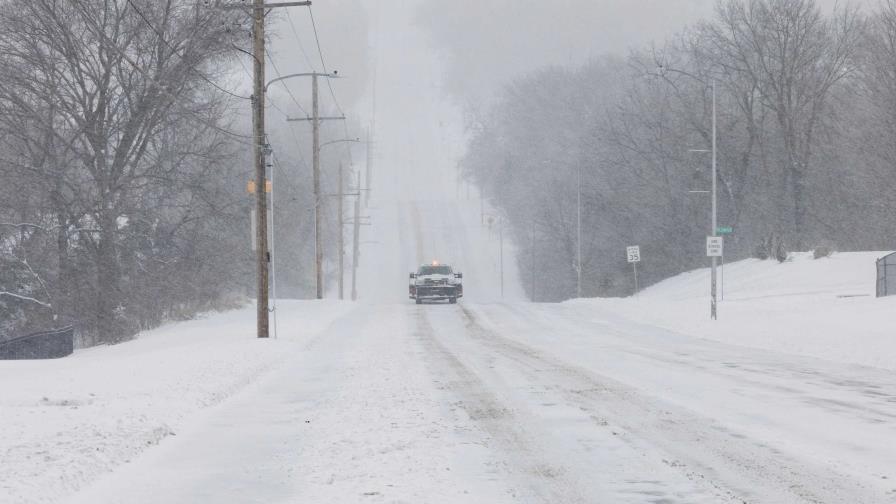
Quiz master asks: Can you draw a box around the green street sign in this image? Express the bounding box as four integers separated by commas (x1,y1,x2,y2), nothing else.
716,226,733,234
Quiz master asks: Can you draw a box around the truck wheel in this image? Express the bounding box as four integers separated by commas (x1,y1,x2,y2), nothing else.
415,298,423,305
448,297,457,304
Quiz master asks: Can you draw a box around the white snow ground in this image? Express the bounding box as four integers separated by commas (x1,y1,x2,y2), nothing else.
580,251,896,371
0,302,355,503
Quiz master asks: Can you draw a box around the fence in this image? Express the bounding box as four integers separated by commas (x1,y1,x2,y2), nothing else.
876,252,896,298
0,326,74,360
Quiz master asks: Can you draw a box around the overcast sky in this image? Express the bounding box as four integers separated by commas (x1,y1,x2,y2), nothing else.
261,0,862,199
415,0,853,105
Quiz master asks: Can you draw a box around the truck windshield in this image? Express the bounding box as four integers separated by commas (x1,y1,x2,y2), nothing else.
418,265,452,275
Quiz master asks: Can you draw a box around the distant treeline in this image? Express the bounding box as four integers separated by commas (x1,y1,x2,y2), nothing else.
463,0,896,300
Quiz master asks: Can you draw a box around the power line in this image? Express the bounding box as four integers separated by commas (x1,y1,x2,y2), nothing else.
307,7,345,117
267,96,311,172
285,9,316,72
265,47,310,118
307,7,354,164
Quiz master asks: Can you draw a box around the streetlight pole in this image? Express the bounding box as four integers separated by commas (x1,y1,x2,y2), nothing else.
657,64,719,320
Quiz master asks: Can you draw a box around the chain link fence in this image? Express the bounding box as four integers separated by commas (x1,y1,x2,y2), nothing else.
0,326,74,360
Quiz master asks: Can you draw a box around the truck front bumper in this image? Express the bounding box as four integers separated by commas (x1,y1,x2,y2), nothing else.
411,285,461,300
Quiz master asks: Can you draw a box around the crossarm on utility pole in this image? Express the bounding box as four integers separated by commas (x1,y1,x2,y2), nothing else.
287,116,346,122
219,1,311,9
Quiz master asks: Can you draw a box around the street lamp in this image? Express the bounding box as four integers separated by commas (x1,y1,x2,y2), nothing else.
320,137,361,149
692,81,718,320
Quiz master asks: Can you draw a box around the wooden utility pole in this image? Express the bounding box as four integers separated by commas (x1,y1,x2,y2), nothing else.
351,171,361,301
285,74,342,300
251,0,269,339
499,218,504,299
337,162,345,300
223,0,312,336
312,74,323,299
365,127,372,207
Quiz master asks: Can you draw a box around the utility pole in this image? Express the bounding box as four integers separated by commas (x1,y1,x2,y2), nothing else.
337,162,345,300
252,0,268,338
312,74,322,300
351,171,361,300
365,127,373,207
576,164,582,298
283,76,342,300
222,0,312,336
530,225,536,302
711,79,718,320
499,217,504,299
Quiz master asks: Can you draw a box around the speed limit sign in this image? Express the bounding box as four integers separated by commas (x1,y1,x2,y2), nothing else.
626,246,641,263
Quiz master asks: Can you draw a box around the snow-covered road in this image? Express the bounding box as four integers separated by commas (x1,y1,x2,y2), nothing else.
61,299,896,503
35,198,892,504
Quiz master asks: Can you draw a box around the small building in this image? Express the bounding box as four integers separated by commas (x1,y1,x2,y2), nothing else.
876,252,896,297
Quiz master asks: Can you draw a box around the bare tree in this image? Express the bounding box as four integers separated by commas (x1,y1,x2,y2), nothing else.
0,0,247,343
703,0,863,246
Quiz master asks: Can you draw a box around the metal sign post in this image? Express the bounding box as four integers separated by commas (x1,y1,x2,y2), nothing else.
706,236,723,318
714,227,731,300
626,246,641,295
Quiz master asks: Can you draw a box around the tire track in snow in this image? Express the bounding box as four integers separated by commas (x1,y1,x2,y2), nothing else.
456,305,891,504
413,307,590,504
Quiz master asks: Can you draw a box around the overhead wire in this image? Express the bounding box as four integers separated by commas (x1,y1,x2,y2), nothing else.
265,47,311,119
307,6,355,165
235,37,310,176
285,9,316,72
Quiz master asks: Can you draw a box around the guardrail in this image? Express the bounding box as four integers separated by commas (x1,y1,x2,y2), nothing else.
0,326,74,360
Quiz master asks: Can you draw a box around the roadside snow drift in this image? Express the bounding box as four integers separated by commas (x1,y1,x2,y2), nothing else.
571,251,896,370
0,301,354,504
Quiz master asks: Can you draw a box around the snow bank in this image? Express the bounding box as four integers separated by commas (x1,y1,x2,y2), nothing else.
0,300,355,504
570,251,896,370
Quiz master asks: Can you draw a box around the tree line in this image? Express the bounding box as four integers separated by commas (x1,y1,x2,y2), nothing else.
463,0,896,301
0,0,336,345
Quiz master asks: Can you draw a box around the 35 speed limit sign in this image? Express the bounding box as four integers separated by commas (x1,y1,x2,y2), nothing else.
626,246,641,263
